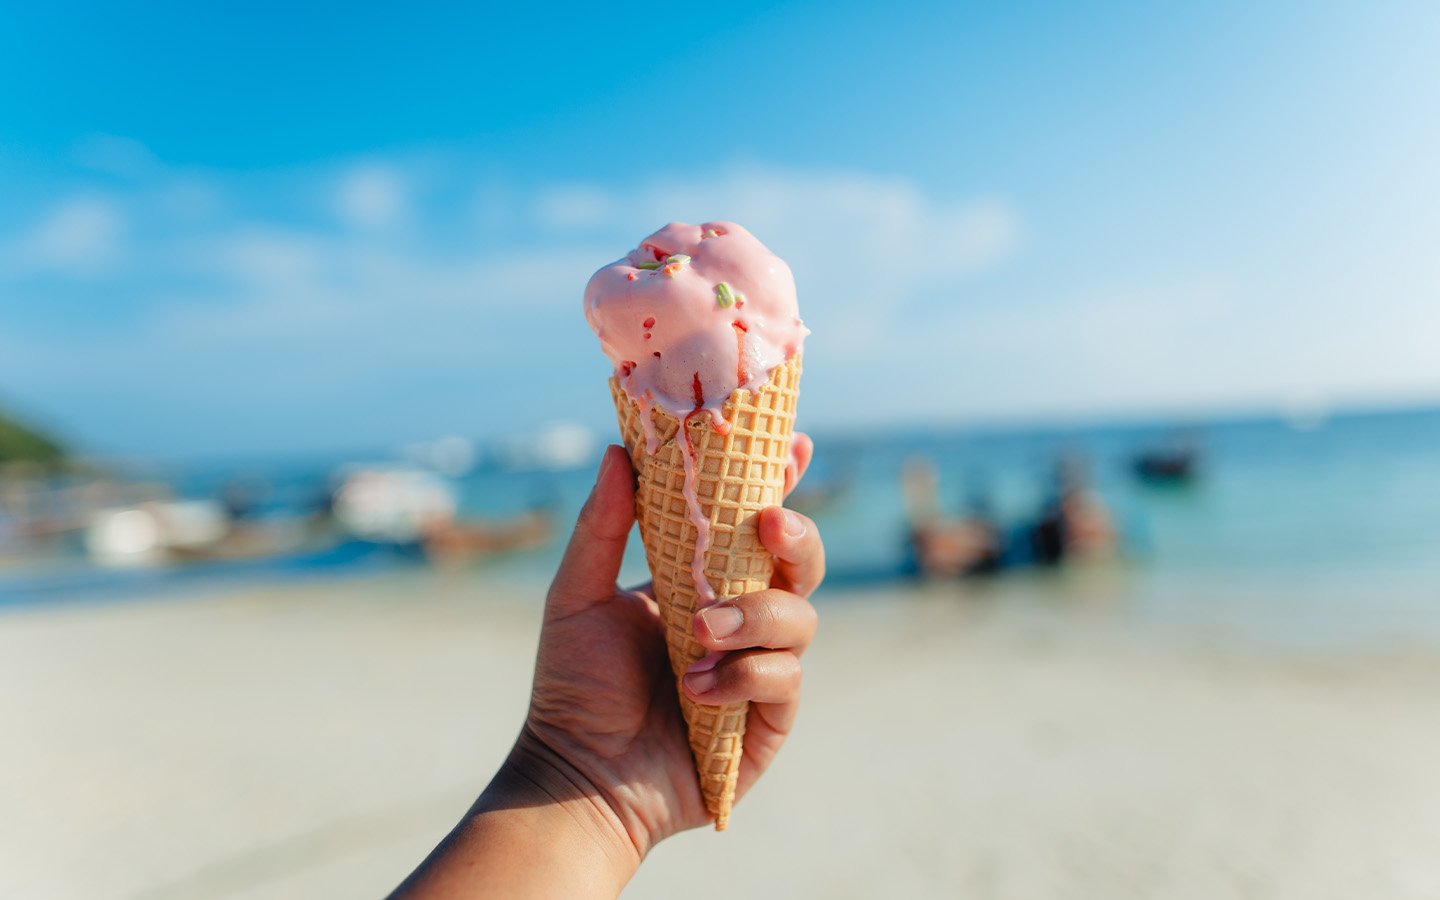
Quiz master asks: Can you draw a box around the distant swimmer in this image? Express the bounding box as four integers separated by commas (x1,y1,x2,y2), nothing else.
1030,455,1116,564
901,456,1003,577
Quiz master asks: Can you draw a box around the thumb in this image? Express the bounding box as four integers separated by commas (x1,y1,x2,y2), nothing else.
546,444,636,617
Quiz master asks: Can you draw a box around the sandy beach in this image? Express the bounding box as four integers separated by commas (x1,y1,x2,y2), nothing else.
4,570,1440,900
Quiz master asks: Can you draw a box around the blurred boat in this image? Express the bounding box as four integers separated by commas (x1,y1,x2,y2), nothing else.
332,466,456,543
330,464,554,564
421,511,553,565
85,500,228,566
1131,432,1203,486
1132,449,1198,485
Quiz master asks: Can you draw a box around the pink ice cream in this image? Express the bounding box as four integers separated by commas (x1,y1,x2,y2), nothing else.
584,221,807,424
586,221,806,604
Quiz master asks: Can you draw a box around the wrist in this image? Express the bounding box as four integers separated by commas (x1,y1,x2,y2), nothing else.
515,721,678,858
499,726,645,877
389,729,640,900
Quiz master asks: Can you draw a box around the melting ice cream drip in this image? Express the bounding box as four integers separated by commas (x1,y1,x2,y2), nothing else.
638,392,660,457
679,411,717,605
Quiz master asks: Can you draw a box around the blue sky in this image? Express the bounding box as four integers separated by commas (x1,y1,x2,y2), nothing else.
1,1,1437,458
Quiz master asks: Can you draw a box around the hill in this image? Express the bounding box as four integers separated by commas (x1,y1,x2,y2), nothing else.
0,408,66,464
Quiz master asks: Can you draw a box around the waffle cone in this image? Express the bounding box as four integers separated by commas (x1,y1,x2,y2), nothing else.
609,354,802,830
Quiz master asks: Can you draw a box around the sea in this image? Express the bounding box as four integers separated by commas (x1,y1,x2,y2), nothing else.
4,405,1440,646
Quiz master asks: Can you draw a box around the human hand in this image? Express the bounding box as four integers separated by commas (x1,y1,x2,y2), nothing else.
534,430,821,841
389,434,823,899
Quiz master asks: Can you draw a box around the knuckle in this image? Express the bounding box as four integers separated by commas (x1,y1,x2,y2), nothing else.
771,653,802,689
756,651,803,690
785,658,804,692
737,591,786,643
754,591,785,629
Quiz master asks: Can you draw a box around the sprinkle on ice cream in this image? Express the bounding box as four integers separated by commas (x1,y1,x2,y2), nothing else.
584,221,807,429
585,221,807,601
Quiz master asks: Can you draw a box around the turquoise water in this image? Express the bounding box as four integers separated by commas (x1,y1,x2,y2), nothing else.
816,407,1440,582
5,406,1440,639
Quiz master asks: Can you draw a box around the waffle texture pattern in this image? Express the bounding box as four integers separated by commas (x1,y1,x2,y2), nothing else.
609,354,802,829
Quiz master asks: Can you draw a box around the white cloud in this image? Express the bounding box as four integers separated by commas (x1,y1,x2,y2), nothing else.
806,275,1440,429
4,196,125,273
336,165,405,228
580,167,1022,296
157,229,592,361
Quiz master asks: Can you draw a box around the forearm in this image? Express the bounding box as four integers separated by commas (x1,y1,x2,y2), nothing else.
388,732,641,899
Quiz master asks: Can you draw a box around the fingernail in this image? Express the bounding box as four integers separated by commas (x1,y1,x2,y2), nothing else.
685,653,722,694
688,652,722,673
783,509,807,538
684,668,719,695
698,605,743,639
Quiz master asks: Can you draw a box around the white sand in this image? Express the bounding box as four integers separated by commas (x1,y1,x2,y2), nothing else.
3,572,1440,899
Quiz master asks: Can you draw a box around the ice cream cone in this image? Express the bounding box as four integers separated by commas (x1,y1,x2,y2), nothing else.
610,353,802,830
